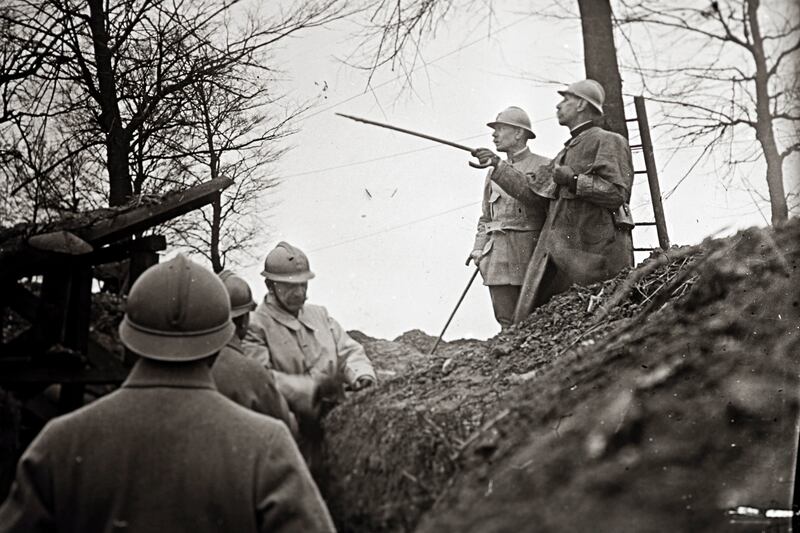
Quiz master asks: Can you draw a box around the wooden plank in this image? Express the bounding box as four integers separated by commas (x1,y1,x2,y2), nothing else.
88,234,167,265
77,178,231,246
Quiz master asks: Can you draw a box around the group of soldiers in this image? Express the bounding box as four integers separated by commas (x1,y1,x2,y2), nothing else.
470,79,634,328
0,78,633,532
0,243,375,531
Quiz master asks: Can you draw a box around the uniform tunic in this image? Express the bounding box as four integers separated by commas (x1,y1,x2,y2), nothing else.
0,359,335,533
472,147,550,286
211,335,297,434
243,294,376,415
491,124,634,320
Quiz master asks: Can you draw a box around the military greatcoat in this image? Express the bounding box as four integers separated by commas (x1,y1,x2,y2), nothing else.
0,359,335,533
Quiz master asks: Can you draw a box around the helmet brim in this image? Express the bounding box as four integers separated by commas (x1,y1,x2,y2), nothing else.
486,121,536,139
230,301,256,318
119,318,235,361
557,90,604,115
260,271,316,282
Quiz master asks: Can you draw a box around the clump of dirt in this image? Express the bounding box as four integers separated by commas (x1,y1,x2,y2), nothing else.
321,220,799,533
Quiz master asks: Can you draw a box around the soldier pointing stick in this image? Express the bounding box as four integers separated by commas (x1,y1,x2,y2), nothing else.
469,107,551,329
472,79,634,322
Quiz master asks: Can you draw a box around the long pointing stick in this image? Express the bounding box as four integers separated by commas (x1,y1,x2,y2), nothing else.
335,112,477,154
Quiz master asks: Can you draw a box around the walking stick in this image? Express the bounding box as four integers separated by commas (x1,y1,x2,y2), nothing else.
336,113,491,168
429,265,480,355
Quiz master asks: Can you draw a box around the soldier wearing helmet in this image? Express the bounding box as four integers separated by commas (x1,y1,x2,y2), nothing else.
0,255,335,532
468,106,551,328
472,79,634,320
243,242,377,470
211,270,297,435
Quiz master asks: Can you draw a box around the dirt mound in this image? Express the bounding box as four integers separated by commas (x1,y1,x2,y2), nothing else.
321,220,799,533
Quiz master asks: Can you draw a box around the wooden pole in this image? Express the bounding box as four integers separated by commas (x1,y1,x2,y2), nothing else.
429,267,480,355
634,96,670,250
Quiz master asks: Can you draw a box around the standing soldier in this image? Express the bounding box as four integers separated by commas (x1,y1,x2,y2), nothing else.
212,270,297,435
472,79,634,321
468,106,551,329
0,255,335,533
243,242,377,471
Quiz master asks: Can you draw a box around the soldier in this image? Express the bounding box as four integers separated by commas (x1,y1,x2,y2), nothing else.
0,254,335,533
243,242,377,471
468,106,551,329
472,79,634,321
212,270,297,434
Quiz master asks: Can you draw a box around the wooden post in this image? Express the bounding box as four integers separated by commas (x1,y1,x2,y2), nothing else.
634,96,670,250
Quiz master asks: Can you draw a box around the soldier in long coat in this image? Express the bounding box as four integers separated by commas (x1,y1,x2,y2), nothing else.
473,80,634,322
469,106,550,328
243,242,377,474
0,255,335,533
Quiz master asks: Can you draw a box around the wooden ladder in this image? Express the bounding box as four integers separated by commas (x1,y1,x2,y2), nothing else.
626,96,670,254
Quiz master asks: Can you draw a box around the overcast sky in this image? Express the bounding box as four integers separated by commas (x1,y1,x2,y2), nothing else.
219,1,798,343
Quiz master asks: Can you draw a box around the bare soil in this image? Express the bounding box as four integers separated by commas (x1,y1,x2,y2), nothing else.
323,219,800,533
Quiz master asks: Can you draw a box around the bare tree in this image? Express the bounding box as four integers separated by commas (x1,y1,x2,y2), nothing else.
616,0,799,225
162,75,299,272
1,0,349,207
343,0,630,136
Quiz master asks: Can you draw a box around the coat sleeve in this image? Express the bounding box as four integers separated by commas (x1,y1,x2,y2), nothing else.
0,431,56,532
472,172,492,254
256,424,336,533
574,134,633,209
328,315,376,385
490,160,555,205
242,325,272,368
249,364,300,436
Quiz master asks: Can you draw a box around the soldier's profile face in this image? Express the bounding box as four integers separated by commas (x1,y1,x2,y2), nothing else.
556,94,580,126
491,124,518,152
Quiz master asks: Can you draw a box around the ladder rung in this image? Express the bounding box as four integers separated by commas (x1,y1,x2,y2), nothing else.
634,170,648,174
625,118,638,122
630,144,643,149
633,247,658,252
635,222,657,226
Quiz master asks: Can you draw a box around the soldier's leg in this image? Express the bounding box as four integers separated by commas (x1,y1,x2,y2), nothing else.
488,285,521,328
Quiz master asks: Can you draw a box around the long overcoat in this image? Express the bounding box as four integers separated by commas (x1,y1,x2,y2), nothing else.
243,294,376,415
212,335,297,434
0,359,335,533
472,147,550,286
491,125,634,320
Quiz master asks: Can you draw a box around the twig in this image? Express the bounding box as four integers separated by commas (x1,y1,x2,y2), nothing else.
451,408,511,461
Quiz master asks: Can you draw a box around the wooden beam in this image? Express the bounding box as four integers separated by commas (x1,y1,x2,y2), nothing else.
77,177,231,246
87,234,167,265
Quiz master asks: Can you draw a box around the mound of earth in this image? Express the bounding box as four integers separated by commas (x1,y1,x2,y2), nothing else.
321,220,799,533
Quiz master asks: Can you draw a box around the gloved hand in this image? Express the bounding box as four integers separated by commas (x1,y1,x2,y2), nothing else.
313,359,348,406
553,164,575,186
470,148,500,169
466,249,483,267
350,376,376,392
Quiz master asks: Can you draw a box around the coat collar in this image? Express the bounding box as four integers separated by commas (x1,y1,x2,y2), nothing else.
261,293,317,332
508,146,532,164
123,358,217,390
226,335,244,354
563,122,596,149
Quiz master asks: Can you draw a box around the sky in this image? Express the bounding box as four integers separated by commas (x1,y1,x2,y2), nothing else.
220,1,798,343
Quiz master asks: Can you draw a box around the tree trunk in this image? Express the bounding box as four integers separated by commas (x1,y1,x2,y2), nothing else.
577,0,628,139
747,0,788,225
87,0,132,206
210,195,223,273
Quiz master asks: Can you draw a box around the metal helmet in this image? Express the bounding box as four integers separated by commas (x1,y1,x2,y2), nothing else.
486,106,536,139
558,79,605,115
218,270,256,318
119,254,234,361
260,241,315,283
